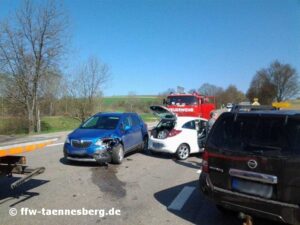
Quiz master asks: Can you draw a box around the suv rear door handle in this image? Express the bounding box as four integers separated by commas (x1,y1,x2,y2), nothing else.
229,169,278,184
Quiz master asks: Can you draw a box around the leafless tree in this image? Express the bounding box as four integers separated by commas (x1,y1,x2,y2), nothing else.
247,61,299,104
198,83,223,96
0,74,5,117
246,70,276,104
218,85,246,105
177,86,185,94
158,88,175,97
188,88,197,94
269,61,299,101
39,69,63,116
0,0,68,133
69,56,110,122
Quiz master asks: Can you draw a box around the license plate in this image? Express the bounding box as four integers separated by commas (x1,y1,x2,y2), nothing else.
153,142,163,149
72,149,87,155
231,178,273,199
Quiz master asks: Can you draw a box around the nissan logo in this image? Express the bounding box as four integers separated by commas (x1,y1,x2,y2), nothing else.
247,159,258,169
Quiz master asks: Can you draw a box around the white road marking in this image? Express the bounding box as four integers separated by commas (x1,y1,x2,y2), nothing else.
168,186,195,211
47,142,64,147
196,169,202,174
0,138,58,150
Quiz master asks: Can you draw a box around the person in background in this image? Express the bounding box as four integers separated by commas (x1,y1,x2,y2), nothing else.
208,111,218,132
252,98,260,106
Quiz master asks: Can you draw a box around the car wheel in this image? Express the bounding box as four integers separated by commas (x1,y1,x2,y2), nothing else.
63,148,70,163
112,144,124,164
142,136,148,152
176,144,190,160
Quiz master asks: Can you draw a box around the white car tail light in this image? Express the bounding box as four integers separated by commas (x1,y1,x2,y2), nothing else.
167,129,182,137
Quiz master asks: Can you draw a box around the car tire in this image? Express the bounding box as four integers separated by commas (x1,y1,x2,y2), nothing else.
112,144,124,164
141,136,148,152
176,143,190,160
63,148,71,164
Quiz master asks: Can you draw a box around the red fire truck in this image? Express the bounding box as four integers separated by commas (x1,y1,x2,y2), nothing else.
163,92,216,120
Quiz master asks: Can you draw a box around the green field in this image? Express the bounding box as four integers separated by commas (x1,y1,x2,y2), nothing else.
41,113,157,133
0,116,82,135
0,95,159,135
140,113,157,122
0,113,157,135
95,95,162,116
41,116,81,133
102,95,158,105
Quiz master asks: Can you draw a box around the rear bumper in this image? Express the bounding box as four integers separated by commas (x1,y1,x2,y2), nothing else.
199,172,300,225
148,137,178,154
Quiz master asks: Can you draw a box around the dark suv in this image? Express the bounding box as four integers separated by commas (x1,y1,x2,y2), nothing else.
199,110,300,224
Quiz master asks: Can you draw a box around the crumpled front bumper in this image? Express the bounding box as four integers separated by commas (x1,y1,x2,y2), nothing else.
64,138,121,164
64,145,111,163
92,149,112,163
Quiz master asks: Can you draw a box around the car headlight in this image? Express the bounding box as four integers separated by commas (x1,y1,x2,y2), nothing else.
65,137,70,144
95,139,103,146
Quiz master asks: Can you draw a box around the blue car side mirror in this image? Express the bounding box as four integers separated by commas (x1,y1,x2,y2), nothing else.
124,125,131,131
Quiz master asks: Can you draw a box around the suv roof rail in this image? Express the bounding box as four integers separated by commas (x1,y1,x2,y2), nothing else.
231,104,277,112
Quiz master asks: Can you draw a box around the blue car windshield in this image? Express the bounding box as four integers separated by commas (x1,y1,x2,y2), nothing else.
81,115,120,130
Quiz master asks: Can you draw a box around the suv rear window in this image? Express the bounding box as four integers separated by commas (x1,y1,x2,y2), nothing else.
207,113,293,155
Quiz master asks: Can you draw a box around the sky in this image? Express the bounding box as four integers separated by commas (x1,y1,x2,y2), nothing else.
0,0,299,96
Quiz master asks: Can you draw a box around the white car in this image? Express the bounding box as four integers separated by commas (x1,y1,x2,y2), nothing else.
148,106,208,160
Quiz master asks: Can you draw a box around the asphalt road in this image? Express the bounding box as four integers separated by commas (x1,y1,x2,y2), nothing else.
0,135,280,225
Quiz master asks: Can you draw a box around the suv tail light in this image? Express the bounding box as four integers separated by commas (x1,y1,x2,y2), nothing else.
167,129,182,137
202,150,209,173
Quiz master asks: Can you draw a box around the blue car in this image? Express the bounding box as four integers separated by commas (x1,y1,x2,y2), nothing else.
63,112,148,164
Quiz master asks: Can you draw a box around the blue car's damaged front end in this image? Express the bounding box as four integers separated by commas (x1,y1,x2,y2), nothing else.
63,132,120,163
63,113,123,164
63,112,148,164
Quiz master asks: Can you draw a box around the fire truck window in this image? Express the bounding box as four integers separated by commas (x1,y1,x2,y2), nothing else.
166,96,198,106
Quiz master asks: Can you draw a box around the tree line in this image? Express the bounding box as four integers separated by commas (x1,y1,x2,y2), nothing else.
161,60,299,108
0,1,299,134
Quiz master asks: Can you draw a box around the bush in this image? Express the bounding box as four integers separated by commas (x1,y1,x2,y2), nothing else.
0,117,28,134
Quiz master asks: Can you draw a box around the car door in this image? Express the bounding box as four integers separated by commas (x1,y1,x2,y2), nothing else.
181,120,199,153
121,115,135,151
130,114,143,147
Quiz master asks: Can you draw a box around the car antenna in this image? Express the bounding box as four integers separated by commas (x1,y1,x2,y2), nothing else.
234,112,238,122
284,115,288,126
